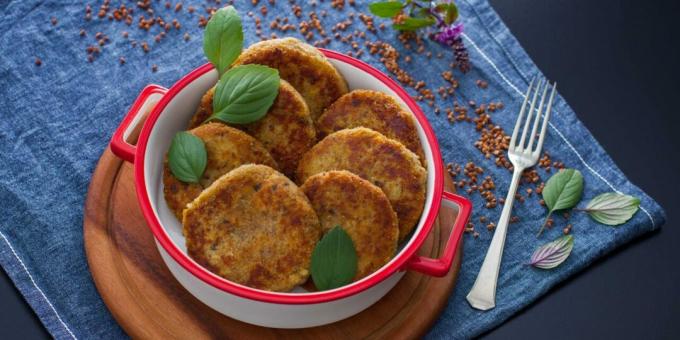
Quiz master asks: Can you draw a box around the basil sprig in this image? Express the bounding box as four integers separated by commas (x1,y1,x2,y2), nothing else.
527,170,640,266
168,132,207,183
203,6,243,75
209,64,280,125
368,0,458,30
311,226,358,291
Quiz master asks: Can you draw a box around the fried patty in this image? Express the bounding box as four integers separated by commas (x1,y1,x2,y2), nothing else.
233,38,349,120
163,123,278,219
301,171,398,280
188,80,316,178
296,127,427,242
183,164,320,292
316,89,426,167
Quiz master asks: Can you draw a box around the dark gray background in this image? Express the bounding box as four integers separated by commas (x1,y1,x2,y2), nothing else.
1,0,679,338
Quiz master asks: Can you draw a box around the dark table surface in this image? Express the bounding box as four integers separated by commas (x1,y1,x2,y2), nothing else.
1,0,679,338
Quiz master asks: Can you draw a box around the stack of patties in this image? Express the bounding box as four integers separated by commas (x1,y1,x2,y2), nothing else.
164,38,428,291
297,89,428,283
296,90,427,280
233,37,349,121
165,38,346,291
188,79,316,178
297,127,426,245
163,123,278,220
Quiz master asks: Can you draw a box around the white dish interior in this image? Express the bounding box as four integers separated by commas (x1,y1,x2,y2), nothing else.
143,58,437,293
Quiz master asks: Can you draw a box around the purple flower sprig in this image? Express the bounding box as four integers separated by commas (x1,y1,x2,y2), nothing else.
369,0,471,72
433,22,464,45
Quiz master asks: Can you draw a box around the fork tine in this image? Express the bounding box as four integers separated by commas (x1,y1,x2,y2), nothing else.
527,80,550,153
518,78,543,150
533,82,557,157
510,77,536,150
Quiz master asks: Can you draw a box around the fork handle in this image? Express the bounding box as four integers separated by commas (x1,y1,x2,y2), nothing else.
466,166,524,310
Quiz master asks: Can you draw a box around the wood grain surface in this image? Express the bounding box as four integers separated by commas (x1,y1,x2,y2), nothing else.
83,147,462,339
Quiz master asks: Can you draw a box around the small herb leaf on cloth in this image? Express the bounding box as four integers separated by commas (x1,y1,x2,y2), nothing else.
311,226,358,291
530,235,574,269
543,169,584,211
368,1,403,18
393,17,437,31
538,169,584,236
168,132,207,183
209,65,280,125
203,6,243,75
435,3,459,25
583,192,640,226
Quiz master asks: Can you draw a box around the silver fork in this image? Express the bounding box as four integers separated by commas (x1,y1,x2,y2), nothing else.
466,77,557,311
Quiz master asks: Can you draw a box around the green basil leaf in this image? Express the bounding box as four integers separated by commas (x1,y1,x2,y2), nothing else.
368,1,403,18
311,226,358,291
168,132,207,183
392,16,436,31
415,7,431,18
543,169,584,212
584,192,640,226
209,65,280,125
434,3,447,12
435,3,459,25
445,3,459,25
530,235,574,269
203,6,243,75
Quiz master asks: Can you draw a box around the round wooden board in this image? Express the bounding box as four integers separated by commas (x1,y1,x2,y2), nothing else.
84,148,462,339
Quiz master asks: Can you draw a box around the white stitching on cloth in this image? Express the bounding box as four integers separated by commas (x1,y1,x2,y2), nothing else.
462,0,529,80
0,231,78,340
460,32,656,226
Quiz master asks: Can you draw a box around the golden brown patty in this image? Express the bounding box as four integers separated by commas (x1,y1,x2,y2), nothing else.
316,89,426,167
301,171,398,280
163,123,278,219
296,127,427,242
188,85,215,129
188,80,316,178
183,164,320,292
162,174,203,221
233,38,349,120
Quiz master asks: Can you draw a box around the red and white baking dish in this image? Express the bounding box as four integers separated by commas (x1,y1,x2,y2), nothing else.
109,49,472,328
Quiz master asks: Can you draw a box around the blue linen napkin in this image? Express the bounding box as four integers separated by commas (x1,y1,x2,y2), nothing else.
0,0,665,339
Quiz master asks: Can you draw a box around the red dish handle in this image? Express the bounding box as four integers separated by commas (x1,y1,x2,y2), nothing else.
110,84,168,163
406,191,472,277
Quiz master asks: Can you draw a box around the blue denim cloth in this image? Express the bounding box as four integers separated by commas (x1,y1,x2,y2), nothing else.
0,0,665,339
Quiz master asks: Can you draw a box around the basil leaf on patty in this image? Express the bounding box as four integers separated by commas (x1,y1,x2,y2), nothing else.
168,131,207,183
209,64,280,125
311,226,358,291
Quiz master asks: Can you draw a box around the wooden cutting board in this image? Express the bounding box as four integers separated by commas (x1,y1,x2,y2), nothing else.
83,146,462,339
